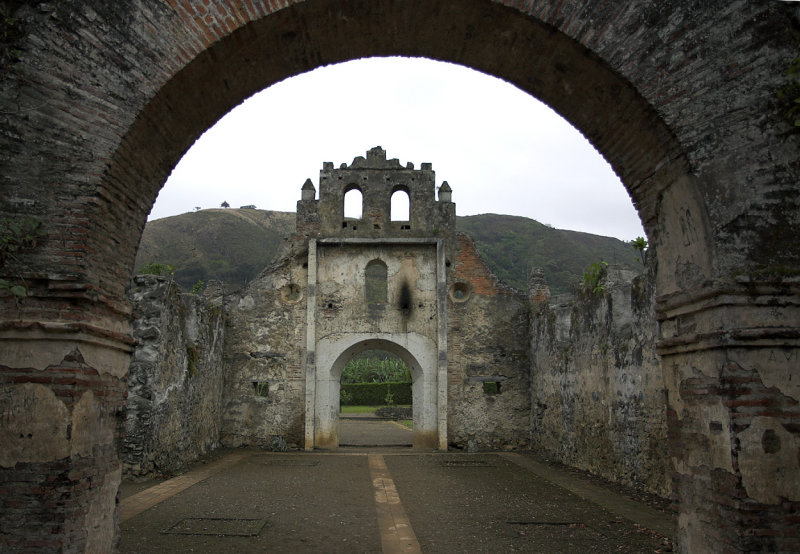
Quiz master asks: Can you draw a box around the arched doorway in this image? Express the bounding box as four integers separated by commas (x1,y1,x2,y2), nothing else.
314,335,439,450
338,349,413,448
1,3,798,552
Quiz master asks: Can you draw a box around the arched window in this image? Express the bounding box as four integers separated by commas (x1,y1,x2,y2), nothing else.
365,259,388,304
390,188,410,221
343,187,363,219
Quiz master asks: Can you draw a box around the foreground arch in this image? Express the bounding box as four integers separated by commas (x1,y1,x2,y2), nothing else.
1,1,798,551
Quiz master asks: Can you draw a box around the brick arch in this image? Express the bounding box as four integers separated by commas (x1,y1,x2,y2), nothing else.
1,2,798,552
109,1,693,279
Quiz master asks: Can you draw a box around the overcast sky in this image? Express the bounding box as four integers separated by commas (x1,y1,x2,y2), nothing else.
152,57,645,241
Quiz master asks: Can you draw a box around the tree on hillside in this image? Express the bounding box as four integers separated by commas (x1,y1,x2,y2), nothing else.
221,201,230,208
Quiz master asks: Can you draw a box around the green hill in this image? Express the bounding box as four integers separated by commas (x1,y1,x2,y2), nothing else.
456,214,640,294
134,208,294,290
135,209,641,295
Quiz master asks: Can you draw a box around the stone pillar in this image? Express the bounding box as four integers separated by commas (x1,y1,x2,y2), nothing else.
436,239,448,450
657,283,800,552
303,239,318,450
0,295,133,551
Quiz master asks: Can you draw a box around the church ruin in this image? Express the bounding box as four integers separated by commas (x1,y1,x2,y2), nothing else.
1,2,798,551
125,147,534,469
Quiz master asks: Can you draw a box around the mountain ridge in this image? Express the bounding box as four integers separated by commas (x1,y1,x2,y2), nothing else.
135,208,641,295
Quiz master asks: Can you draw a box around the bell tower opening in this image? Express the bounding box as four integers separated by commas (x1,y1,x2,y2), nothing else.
390,187,410,223
343,186,363,221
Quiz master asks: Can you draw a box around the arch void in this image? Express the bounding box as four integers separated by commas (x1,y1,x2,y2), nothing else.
343,186,363,220
330,338,423,383
390,188,411,222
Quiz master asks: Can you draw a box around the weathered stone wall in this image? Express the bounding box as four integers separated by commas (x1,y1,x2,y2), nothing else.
447,233,531,450
123,275,225,477
529,261,668,497
220,254,308,450
298,146,456,240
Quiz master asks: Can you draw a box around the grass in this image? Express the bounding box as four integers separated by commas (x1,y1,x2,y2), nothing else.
399,419,413,429
340,405,377,414
339,405,411,413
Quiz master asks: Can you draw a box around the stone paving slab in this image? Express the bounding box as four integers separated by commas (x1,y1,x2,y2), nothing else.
120,451,381,553
119,448,674,553
339,418,412,447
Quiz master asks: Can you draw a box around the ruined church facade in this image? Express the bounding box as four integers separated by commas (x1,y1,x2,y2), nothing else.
218,147,531,452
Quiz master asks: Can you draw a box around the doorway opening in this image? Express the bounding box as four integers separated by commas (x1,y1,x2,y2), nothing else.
338,349,413,448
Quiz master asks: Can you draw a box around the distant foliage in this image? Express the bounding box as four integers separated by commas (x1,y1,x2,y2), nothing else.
457,214,639,295
135,210,640,295
340,382,412,406
134,209,294,290
341,354,410,384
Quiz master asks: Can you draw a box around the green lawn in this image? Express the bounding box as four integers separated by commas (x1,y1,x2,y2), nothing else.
340,405,377,414
339,405,411,414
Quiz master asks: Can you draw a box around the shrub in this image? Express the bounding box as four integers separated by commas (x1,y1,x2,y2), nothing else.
582,261,608,296
139,262,175,277
340,382,412,406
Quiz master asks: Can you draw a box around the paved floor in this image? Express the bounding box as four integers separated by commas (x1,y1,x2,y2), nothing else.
339,414,413,447
119,443,674,552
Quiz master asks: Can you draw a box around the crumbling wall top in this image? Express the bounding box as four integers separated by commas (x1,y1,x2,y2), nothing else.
296,147,455,240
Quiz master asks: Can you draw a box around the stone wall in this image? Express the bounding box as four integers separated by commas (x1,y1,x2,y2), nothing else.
220,254,308,450
123,276,225,477
529,260,668,497
446,233,531,451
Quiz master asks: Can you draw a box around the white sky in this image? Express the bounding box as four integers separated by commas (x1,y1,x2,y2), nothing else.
152,57,645,241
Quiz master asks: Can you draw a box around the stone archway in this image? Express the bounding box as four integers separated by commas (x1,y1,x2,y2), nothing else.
316,335,438,450
1,2,798,551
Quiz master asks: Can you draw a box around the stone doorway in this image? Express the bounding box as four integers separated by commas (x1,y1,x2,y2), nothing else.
338,349,413,448
314,336,439,450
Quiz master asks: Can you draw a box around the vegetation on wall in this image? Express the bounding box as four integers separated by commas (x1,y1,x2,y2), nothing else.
138,262,175,277
630,236,648,266
0,1,25,76
581,261,608,296
0,216,43,298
